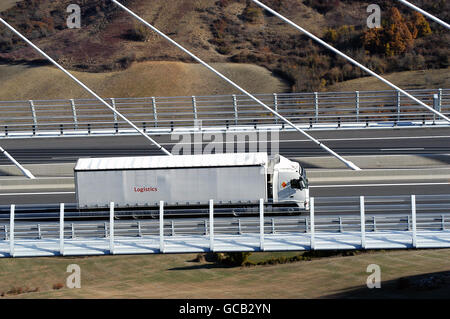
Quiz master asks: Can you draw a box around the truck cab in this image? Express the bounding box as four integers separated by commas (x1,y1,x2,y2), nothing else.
270,155,309,210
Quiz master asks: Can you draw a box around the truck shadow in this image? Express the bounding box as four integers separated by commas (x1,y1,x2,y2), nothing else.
168,252,234,271
322,270,450,299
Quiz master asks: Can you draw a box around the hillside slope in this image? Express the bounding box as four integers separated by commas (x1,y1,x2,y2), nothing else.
0,61,289,100
0,0,447,93
326,67,450,92
0,1,18,12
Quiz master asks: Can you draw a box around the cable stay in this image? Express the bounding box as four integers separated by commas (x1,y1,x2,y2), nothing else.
250,0,449,123
112,0,362,171
0,18,172,156
396,0,449,29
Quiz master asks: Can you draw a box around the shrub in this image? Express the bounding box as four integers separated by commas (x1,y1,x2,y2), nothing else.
408,12,432,39
116,53,136,69
215,252,252,266
363,7,414,56
303,0,341,14
242,4,263,23
125,22,152,42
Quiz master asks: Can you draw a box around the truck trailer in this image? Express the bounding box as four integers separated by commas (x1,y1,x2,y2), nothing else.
74,152,309,210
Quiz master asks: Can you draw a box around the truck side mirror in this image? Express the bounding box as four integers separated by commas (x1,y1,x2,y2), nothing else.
290,179,302,190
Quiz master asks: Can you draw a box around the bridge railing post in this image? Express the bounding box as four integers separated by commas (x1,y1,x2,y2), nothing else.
29,100,37,130
355,91,360,122
209,199,214,251
109,202,115,254
160,201,164,253
310,197,315,250
192,96,198,125
273,93,278,125
260,198,264,251
9,204,15,257
396,91,401,122
232,94,238,126
433,94,439,124
70,99,78,129
60,203,64,255
110,98,118,126
152,97,158,128
137,221,142,237
314,92,319,123
360,196,366,249
411,195,417,248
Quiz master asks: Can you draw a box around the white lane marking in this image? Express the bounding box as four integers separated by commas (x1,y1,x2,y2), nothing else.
0,191,75,196
380,148,425,151
311,182,450,188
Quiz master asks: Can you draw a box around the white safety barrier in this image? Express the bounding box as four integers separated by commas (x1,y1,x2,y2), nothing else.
1,195,449,258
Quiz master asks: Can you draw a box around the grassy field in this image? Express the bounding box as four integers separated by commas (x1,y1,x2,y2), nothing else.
0,249,449,299
0,61,288,100
326,67,450,92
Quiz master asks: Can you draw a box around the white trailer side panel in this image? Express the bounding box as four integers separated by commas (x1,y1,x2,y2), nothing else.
75,166,267,208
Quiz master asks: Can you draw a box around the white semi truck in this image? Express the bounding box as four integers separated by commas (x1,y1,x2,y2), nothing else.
74,152,309,210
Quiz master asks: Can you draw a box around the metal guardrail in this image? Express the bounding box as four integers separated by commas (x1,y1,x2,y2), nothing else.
1,213,448,241
0,89,448,136
0,194,449,257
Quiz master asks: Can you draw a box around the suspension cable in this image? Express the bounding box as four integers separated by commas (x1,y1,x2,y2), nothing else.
396,0,449,29
112,0,362,170
0,18,172,156
251,0,450,123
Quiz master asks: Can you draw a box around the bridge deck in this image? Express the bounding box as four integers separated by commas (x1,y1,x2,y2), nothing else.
1,230,450,258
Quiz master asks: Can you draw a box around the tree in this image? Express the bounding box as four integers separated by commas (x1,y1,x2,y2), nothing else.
408,12,432,39
362,7,414,56
383,7,414,55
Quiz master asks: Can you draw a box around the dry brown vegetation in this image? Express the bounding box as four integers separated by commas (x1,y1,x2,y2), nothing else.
326,67,450,92
0,61,289,100
0,249,449,298
0,1,19,13
0,0,447,94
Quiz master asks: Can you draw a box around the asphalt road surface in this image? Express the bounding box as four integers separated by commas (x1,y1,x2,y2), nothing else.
0,127,449,164
1,181,449,206
0,126,449,206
